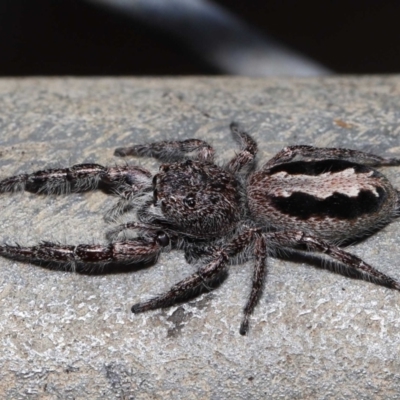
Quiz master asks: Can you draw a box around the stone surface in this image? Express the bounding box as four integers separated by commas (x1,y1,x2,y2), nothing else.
0,77,400,398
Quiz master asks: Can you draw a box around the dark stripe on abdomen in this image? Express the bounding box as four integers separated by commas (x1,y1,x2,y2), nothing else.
270,188,386,220
269,160,371,176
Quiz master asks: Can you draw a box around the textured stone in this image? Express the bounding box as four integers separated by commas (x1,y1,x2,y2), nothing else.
0,77,400,399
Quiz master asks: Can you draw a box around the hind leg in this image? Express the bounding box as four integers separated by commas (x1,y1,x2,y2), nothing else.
265,145,400,168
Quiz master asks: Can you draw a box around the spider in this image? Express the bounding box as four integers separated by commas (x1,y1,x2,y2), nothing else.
1,122,400,335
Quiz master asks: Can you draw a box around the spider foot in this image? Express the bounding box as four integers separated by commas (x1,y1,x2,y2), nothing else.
239,317,250,336
131,301,155,314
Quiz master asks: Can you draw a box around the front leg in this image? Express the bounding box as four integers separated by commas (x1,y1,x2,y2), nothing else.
132,228,266,335
265,145,400,168
0,163,152,195
131,251,229,313
0,236,165,270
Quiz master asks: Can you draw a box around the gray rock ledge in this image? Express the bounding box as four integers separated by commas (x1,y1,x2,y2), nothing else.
1,77,400,399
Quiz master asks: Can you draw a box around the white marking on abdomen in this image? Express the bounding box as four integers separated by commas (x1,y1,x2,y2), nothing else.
271,168,379,199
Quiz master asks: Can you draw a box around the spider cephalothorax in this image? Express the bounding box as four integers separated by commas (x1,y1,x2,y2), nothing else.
1,123,400,335
153,160,243,238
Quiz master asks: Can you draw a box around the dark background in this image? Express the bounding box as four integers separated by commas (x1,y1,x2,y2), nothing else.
1,0,399,76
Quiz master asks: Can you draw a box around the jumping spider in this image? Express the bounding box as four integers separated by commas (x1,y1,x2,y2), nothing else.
1,122,400,335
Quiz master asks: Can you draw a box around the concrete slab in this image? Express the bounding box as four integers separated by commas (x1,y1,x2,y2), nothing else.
1,77,400,398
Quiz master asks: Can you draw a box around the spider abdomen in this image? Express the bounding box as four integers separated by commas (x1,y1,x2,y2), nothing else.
247,159,399,243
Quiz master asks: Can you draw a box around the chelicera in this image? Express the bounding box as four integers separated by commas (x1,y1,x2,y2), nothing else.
1,123,400,334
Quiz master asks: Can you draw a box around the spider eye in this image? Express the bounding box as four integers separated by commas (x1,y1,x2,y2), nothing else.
210,195,219,204
160,164,169,172
184,195,196,208
156,231,170,247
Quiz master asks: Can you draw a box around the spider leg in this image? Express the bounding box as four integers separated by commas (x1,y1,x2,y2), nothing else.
0,237,163,269
105,222,173,244
114,139,215,163
106,222,149,240
132,228,266,335
0,163,152,195
265,145,400,168
104,185,154,222
131,251,228,313
227,122,258,173
240,234,267,335
267,230,400,290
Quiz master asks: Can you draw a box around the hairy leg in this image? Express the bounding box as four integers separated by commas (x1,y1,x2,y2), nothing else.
105,222,173,245
0,236,166,270
115,139,215,163
0,163,152,195
131,251,228,313
227,122,258,174
132,228,267,334
267,230,400,290
265,145,400,169
239,234,267,335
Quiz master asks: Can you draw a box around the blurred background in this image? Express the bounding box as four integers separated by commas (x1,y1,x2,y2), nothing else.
0,0,399,77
